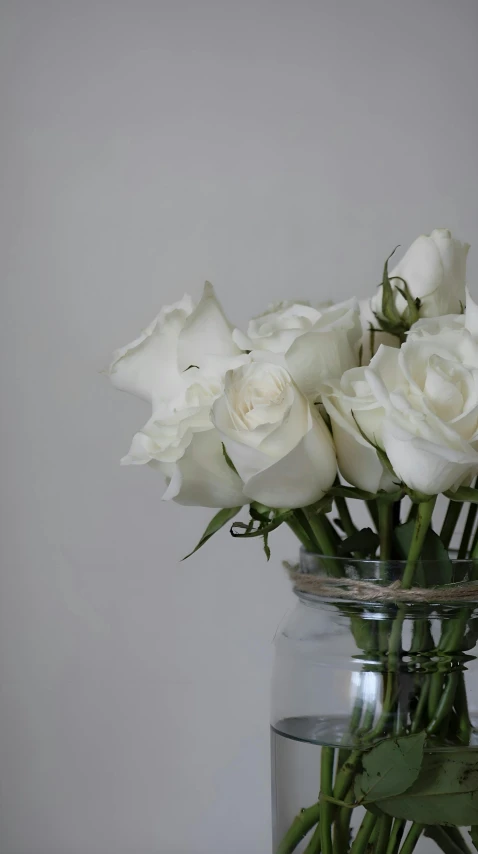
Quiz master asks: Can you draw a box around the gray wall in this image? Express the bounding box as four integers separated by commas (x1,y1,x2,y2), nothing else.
1,1,477,853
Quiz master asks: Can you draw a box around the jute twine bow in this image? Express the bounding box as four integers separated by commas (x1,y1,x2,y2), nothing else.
284,563,478,604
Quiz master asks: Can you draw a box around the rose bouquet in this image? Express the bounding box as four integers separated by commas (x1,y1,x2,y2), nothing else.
108,229,478,854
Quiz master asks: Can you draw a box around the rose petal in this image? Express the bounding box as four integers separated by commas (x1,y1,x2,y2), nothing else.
109,295,194,405
178,282,241,371
161,431,246,508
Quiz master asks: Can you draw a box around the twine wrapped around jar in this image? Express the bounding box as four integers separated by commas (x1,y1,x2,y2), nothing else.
284,560,478,603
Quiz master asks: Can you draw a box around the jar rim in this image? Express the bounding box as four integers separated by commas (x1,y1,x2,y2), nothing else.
293,548,478,605
299,547,475,568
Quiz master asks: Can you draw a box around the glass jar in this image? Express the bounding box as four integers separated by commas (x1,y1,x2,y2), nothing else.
271,552,478,854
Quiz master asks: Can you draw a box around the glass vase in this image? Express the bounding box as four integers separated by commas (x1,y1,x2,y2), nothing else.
271,551,478,854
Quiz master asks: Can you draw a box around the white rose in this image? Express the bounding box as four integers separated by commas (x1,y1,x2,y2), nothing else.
110,293,194,407
109,283,249,507
406,287,478,363
364,328,478,495
371,228,469,320
120,360,249,507
233,300,322,353
212,361,337,508
110,281,241,407
321,347,399,493
234,299,361,401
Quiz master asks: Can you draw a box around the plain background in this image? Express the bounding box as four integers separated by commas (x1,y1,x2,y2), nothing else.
1,1,478,852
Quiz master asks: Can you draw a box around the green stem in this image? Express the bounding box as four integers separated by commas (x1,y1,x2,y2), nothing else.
458,501,478,559
349,810,377,853
411,675,430,733
375,815,394,854
332,788,354,854
370,822,381,847
427,671,460,735
440,500,462,549
319,747,335,854
385,820,406,854
366,499,379,531
304,510,343,577
303,510,336,555
334,496,357,538
428,608,471,734
304,821,322,854
399,823,424,853
378,499,393,561
361,499,436,741
333,750,361,801
287,514,316,553
470,523,478,559
322,513,342,548
402,497,437,589
275,803,321,854
428,672,444,723
455,672,473,744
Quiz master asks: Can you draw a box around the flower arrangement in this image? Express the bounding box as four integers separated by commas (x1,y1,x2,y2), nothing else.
108,228,478,854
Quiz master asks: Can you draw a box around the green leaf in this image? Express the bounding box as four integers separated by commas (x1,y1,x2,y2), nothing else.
182,507,242,559
249,502,273,522
355,732,426,805
420,528,453,585
393,519,415,560
378,748,478,826
426,826,475,854
446,487,478,504
231,505,291,559
374,248,425,339
329,485,403,503
393,278,421,326
471,827,478,850
230,511,290,538
221,442,238,474
329,485,376,501
393,521,453,586
308,494,334,515
337,527,380,558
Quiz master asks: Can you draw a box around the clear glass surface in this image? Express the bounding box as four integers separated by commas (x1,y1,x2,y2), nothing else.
271,552,478,854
